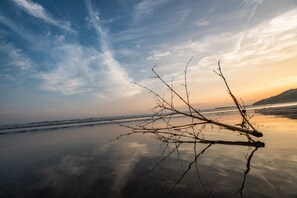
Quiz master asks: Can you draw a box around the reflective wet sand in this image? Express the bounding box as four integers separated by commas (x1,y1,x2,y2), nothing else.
0,111,296,197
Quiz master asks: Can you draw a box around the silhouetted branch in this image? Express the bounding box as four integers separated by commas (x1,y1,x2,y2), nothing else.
111,121,265,148
139,143,182,177
184,57,193,116
234,147,259,198
111,59,265,195
134,61,263,139
194,141,215,197
170,143,213,192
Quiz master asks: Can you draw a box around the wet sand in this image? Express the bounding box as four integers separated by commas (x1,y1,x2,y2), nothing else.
0,111,296,197
256,104,297,119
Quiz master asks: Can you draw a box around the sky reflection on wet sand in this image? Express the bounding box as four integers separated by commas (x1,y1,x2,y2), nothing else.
0,112,296,197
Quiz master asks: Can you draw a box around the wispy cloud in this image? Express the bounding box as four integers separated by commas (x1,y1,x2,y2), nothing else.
0,1,138,100
0,42,35,86
0,42,33,70
85,0,139,98
147,50,170,60
37,1,139,98
18,2,296,99
152,8,297,71
0,14,36,42
129,7,297,94
38,44,101,95
195,19,210,27
242,0,264,21
219,8,297,65
112,0,190,43
12,0,72,31
134,0,170,21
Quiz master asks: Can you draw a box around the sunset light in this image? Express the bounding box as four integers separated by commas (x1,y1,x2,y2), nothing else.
0,0,296,123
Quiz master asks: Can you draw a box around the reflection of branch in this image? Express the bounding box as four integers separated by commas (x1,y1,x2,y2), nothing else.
111,128,263,196
111,59,266,196
111,121,265,148
166,139,265,148
170,143,213,192
194,141,214,197
234,147,259,198
140,143,182,177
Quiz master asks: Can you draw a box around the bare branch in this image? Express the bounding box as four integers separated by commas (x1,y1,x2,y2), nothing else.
170,143,213,192
215,61,257,132
184,57,193,116
111,59,265,195
234,147,259,197
134,63,263,138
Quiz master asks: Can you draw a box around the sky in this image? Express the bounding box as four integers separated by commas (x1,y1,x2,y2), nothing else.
0,0,297,124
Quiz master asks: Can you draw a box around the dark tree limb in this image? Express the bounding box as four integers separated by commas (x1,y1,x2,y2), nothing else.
234,146,259,198
110,59,265,195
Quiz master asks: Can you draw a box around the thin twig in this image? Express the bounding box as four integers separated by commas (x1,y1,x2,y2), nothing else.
234,147,259,197
169,143,213,192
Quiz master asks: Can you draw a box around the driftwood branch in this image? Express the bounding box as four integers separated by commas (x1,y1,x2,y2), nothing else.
214,60,257,132
131,61,263,139
110,121,265,148
112,59,264,147
111,59,265,194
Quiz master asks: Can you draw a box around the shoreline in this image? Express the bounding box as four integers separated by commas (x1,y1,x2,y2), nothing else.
256,105,297,119
1,102,297,135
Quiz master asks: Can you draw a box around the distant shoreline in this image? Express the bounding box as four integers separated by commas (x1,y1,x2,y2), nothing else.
255,104,297,120
1,102,297,135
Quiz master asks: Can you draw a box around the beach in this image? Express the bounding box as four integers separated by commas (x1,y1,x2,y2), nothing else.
0,108,297,197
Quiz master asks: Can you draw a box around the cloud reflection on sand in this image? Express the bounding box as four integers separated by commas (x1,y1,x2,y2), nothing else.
0,112,297,197
29,141,148,197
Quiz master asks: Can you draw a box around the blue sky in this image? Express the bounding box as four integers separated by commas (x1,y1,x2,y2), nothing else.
0,0,297,123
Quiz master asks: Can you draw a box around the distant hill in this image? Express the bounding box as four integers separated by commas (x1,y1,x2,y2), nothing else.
253,88,297,105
